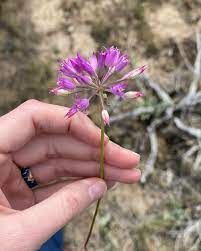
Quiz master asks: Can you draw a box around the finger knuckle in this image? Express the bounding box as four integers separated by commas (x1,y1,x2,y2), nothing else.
61,193,81,217
20,99,42,115
67,195,80,212
23,99,41,108
91,148,100,161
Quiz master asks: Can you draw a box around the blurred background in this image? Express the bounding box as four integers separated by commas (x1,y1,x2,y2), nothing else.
0,0,201,250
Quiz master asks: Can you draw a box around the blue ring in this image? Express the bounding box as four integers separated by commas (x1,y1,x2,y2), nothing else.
21,168,64,250
21,167,38,188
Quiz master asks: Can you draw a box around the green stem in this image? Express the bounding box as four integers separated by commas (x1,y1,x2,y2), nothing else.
83,114,105,250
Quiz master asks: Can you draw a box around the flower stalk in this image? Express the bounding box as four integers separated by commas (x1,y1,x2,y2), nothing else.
83,112,105,250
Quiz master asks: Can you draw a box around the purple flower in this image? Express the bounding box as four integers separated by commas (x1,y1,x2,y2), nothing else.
60,60,77,77
69,58,82,73
104,47,129,72
98,51,107,69
89,53,98,71
66,98,90,118
115,54,129,72
76,53,96,76
51,46,147,122
75,75,92,85
109,83,128,97
57,77,76,90
105,47,120,67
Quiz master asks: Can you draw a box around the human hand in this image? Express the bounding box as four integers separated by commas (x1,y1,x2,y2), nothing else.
0,100,141,250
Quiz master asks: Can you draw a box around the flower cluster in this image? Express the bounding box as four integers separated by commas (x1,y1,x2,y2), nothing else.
51,47,147,125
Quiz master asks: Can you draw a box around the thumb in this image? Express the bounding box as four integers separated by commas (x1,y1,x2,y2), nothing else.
17,178,107,249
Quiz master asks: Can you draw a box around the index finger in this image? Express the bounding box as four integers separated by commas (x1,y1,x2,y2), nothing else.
0,99,108,153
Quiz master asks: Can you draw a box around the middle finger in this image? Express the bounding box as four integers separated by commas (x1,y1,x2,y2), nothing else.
30,159,141,185
13,134,140,168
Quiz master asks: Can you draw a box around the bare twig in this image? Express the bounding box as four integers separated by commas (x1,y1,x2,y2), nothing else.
174,118,201,139
110,106,155,124
141,127,158,183
180,179,201,202
188,33,201,96
193,151,201,171
143,75,173,105
175,39,194,73
175,220,201,251
178,33,201,108
184,144,201,159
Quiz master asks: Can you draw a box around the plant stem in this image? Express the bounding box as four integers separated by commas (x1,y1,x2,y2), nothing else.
83,113,105,250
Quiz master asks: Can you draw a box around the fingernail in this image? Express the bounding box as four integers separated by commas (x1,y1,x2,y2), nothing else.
88,181,107,200
133,152,141,161
134,169,141,181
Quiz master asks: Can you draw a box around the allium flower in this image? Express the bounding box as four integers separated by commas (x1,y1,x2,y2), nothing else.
50,46,147,250
51,46,147,122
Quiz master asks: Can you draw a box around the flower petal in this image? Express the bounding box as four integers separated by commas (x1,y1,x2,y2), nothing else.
76,53,95,76
89,53,98,71
57,77,76,90
105,47,120,67
75,75,92,85
98,51,106,69
109,83,128,97
65,104,78,118
59,60,77,77
121,65,147,80
76,98,90,111
115,54,129,72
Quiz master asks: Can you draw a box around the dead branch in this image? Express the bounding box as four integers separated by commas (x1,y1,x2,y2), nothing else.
174,118,201,139
185,144,201,159
194,151,201,171
175,220,201,251
110,106,155,124
180,179,201,202
175,39,194,73
141,127,158,183
187,33,201,96
178,33,201,108
143,75,173,105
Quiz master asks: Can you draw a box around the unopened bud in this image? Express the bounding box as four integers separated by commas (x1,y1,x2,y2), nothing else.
50,88,71,96
103,93,108,99
121,65,148,80
124,91,143,99
101,109,110,125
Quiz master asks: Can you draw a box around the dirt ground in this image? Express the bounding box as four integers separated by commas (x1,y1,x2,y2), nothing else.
0,0,201,250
